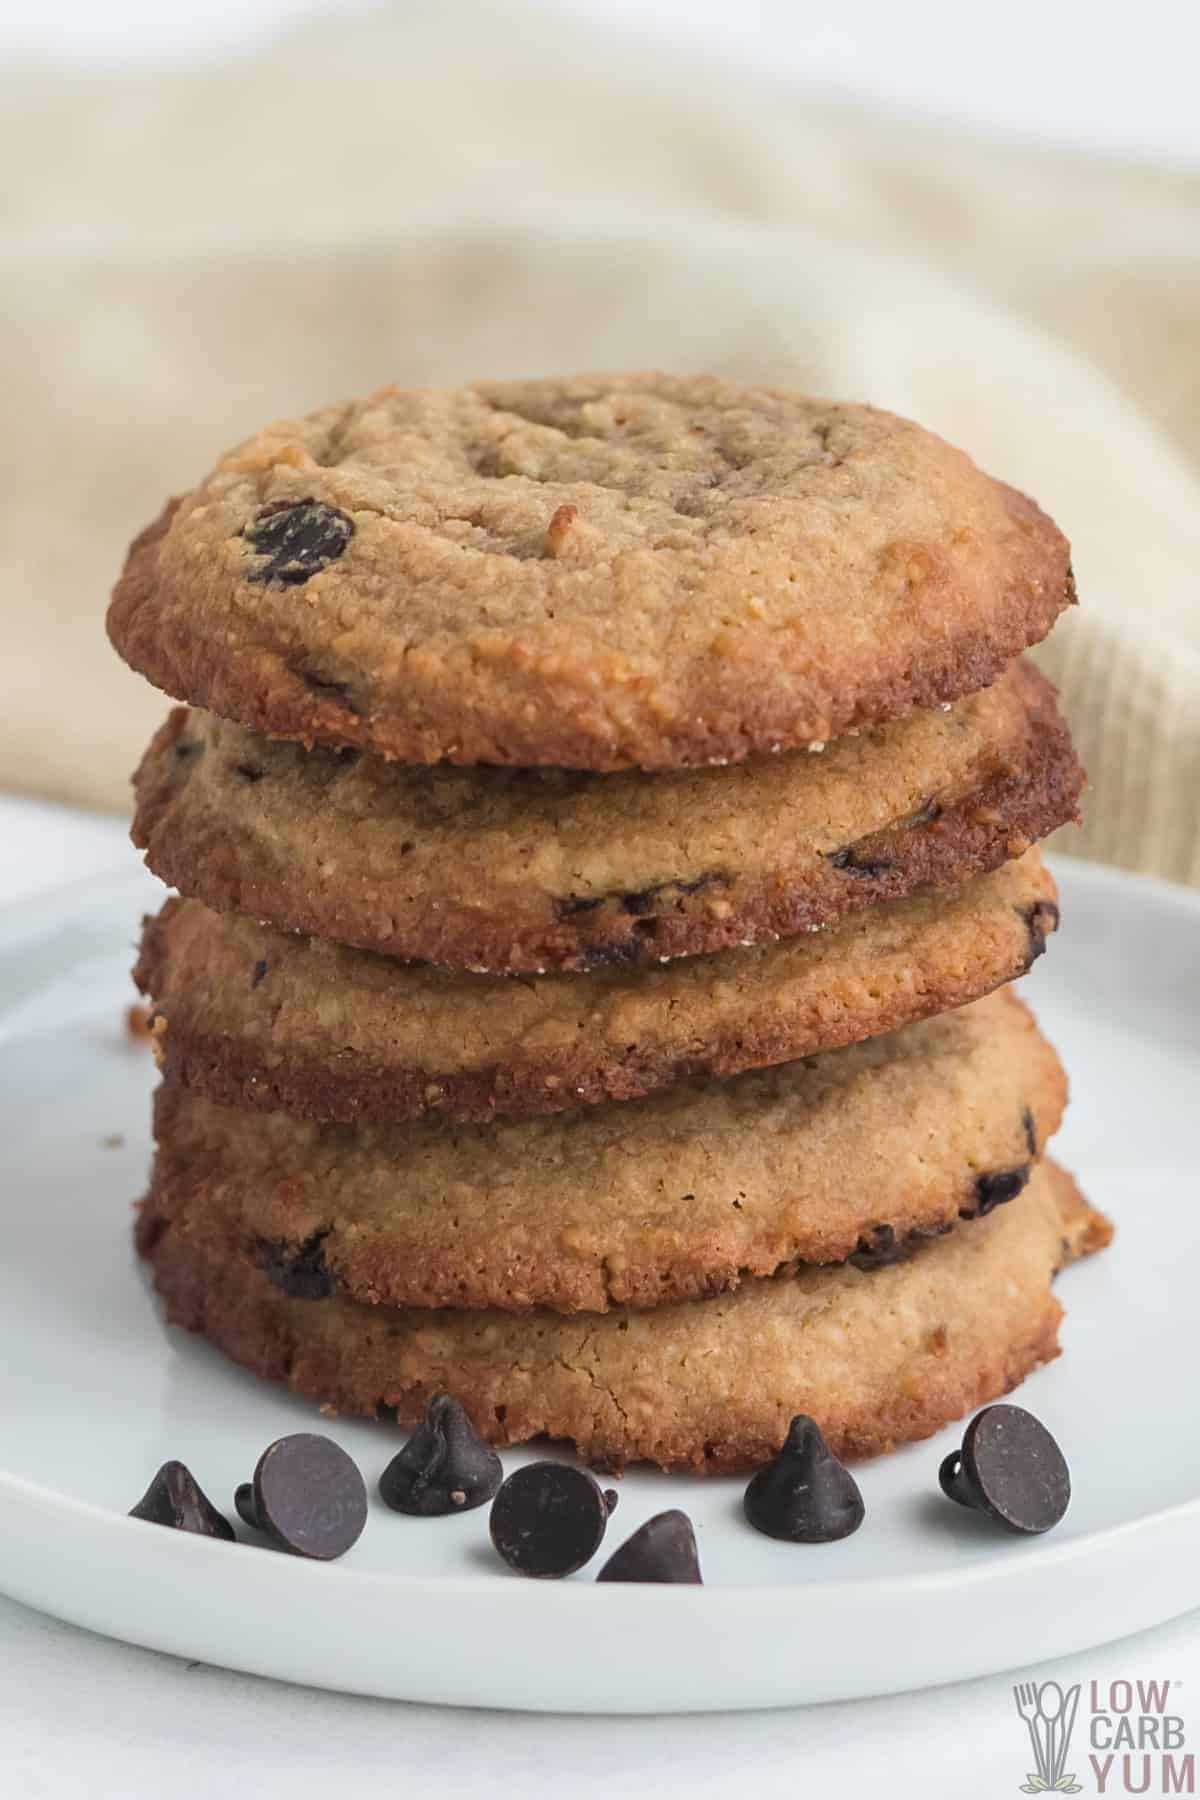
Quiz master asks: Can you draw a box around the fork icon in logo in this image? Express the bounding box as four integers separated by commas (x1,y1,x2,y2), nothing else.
1012,1680,1083,1793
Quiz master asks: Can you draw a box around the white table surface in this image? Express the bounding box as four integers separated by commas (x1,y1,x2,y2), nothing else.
4,790,1200,1797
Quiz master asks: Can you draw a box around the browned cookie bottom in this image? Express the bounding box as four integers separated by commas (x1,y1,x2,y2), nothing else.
137,1162,1110,1474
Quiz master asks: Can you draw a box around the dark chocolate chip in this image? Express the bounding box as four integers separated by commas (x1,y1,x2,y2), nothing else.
378,1393,502,1516
298,667,359,713
938,1404,1069,1534
555,894,605,918
256,1231,333,1300
855,1222,895,1260
619,888,656,916
129,1460,235,1540
1022,1106,1037,1157
489,1462,613,1577
743,1416,865,1543
1020,899,1061,970
603,1488,619,1515
579,939,647,971
251,959,269,989
557,872,730,923
825,845,894,879
849,1219,952,1271
235,762,266,784
596,1510,702,1584
243,500,354,586
967,1164,1030,1218
235,1433,367,1559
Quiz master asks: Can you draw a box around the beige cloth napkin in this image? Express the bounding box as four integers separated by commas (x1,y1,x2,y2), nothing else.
6,1,1198,884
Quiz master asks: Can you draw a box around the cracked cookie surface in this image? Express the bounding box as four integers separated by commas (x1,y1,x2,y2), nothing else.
137,853,1059,1127
108,373,1074,769
143,988,1066,1313
132,659,1080,973
138,1161,1110,1471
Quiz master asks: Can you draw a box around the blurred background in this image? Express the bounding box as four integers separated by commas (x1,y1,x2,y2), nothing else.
5,0,1198,882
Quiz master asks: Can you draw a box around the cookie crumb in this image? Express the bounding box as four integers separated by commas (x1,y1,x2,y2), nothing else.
544,503,579,558
125,1004,153,1041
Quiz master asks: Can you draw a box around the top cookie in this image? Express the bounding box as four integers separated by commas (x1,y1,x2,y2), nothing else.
108,374,1074,769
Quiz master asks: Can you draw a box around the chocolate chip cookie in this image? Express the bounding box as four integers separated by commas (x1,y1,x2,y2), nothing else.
143,989,1065,1313
132,659,1080,973
137,852,1059,1127
108,375,1074,770
138,1161,1111,1472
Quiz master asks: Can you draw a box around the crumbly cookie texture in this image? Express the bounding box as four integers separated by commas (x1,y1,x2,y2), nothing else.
131,659,1081,973
144,988,1066,1313
136,852,1059,1129
138,1162,1111,1473
108,374,1074,770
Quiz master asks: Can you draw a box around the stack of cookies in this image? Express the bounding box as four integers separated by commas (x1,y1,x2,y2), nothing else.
108,374,1111,1473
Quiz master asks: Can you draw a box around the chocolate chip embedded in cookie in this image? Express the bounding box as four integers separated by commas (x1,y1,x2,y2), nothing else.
143,988,1067,1314
130,659,1082,973
135,852,1061,1129
138,1163,1112,1474
107,374,1075,770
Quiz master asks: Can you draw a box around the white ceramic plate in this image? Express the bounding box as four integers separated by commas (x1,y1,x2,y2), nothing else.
0,856,1196,1713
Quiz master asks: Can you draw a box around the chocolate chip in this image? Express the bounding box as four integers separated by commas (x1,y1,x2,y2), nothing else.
256,1231,333,1299
596,1510,702,1584
579,939,646,971
298,667,359,712
555,894,605,918
967,1164,1030,1217
743,1416,865,1543
1020,899,1061,969
129,1461,235,1540
850,1219,952,1271
378,1394,503,1516
235,762,266,784
235,1434,367,1559
556,872,729,923
825,845,893,878
243,500,354,586
251,959,269,989
620,888,656,916
938,1404,1069,1534
1023,1106,1037,1156
855,1222,896,1262
489,1462,613,1577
